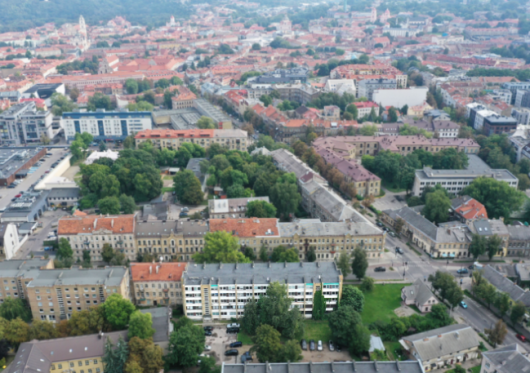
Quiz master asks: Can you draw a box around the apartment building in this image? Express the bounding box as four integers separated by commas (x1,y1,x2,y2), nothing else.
58,214,137,262
511,107,530,125
330,64,407,88
181,262,343,320
412,155,518,196
482,114,517,135
135,219,208,262
0,258,54,304
62,109,152,141
357,78,397,100
134,129,248,151
503,82,530,103
208,196,270,219
6,331,128,373
25,267,129,322
0,102,53,145
222,362,424,373
130,262,186,306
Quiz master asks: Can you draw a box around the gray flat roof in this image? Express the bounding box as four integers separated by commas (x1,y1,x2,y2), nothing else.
25,267,127,288
140,307,171,343
222,361,424,373
279,219,382,237
0,148,44,180
183,262,341,286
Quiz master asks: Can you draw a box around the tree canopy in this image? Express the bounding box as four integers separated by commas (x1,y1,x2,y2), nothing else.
193,231,249,263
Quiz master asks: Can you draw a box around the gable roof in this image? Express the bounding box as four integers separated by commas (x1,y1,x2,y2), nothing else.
482,344,530,373
58,214,135,235
483,265,530,307
402,278,436,305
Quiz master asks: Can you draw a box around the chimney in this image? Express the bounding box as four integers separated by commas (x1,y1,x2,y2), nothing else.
111,219,114,228
149,266,152,274
156,266,159,274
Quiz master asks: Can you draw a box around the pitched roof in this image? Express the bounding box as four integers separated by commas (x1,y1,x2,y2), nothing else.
209,218,279,237
58,214,135,235
130,262,186,282
482,344,530,373
483,265,530,307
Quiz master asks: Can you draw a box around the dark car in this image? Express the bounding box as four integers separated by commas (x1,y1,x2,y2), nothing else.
225,349,239,356
376,221,383,227
309,340,316,351
204,330,213,336
468,265,474,270
203,326,214,332
7,185,15,189
227,327,239,334
241,351,253,363
395,247,404,255
457,268,469,274
374,267,386,272
229,341,242,348
301,339,307,350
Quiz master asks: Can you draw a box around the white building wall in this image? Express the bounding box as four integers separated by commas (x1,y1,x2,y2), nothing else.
372,87,428,108
4,223,21,260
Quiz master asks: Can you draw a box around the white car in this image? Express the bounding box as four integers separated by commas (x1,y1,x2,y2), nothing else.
317,340,323,351
204,345,211,351
227,323,240,329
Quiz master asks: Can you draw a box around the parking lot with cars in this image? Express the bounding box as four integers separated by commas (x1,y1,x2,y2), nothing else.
202,324,250,364
299,339,352,362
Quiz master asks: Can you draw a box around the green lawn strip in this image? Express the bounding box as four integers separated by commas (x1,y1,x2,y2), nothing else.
469,365,481,373
383,341,406,361
406,242,423,256
302,319,332,342
162,187,174,193
237,331,254,345
358,284,408,324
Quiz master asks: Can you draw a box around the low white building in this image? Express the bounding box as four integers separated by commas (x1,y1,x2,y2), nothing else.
324,79,356,96
372,87,428,109
85,149,119,165
0,223,23,260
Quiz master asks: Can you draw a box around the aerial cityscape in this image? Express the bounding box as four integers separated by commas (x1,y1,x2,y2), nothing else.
0,0,529,373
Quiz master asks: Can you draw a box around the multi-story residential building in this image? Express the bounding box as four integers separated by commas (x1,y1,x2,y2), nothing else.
208,196,270,219
130,262,186,306
58,213,137,262
491,89,512,104
222,362,424,373
511,107,530,125
62,109,153,141
502,81,530,103
0,258,54,304
25,266,129,322
480,344,530,373
357,78,397,100
273,83,320,104
135,219,208,262
5,331,128,373
400,324,480,371
181,262,343,320
412,154,518,196
134,129,248,151
312,136,480,158
506,224,530,257
353,101,380,118
248,67,309,85
0,102,53,145
482,114,518,135
468,219,509,256
330,64,407,88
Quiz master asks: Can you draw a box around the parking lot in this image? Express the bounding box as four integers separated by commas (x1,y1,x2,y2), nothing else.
203,325,243,364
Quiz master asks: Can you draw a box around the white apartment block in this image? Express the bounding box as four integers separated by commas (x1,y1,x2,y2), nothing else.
181,262,343,320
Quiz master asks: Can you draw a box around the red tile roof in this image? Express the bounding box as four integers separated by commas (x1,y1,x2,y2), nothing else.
209,218,279,237
130,262,186,282
58,215,135,235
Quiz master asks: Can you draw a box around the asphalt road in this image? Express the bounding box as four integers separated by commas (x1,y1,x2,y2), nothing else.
0,148,67,210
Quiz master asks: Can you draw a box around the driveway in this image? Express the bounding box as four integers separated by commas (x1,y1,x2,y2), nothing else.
301,344,352,362
373,189,408,212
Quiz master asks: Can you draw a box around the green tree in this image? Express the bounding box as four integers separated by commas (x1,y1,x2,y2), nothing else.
346,104,358,120
485,320,508,347
241,300,260,335
125,79,139,94
253,324,282,362
246,200,277,218
101,294,135,330
306,247,316,262
102,336,128,373
349,323,371,356
29,319,59,340
360,276,375,292
469,234,487,259
5,318,29,350
128,336,164,373
462,177,525,219
128,311,155,339
423,189,451,224
82,250,91,268
270,246,299,262
119,194,137,214
388,107,398,122
328,305,362,350
486,235,503,260
510,301,526,326
336,252,351,277
174,170,204,205
495,292,511,318
0,298,32,322
98,196,121,215
270,182,301,219
312,290,327,320
340,286,364,312
252,43,261,50
197,116,216,129
101,243,114,264
193,231,249,263
57,238,73,260
67,308,105,336
351,247,368,279
281,339,303,362
166,323,205,367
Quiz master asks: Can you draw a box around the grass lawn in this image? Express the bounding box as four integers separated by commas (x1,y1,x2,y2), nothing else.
162,187,174,193
237,331,254,345
163,175,174,180
382,181,406,193
359,284,408,324
469,365,481,373
303,319,332,342
384,341,405,361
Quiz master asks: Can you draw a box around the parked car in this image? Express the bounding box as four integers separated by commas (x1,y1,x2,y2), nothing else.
301,339,307,350
204,345,212,351
457,268,469,274
328,341,335,351
179,212,188,218
229,342,242,348
376,221,383,227
225,349,239,356
460,301,468,309
389,231,396,237
182,207,189,212
227,327,239,334
204,330,213,336
468,265,474,270
7,185,15,188
374,267,386,272
309,340,315,351
241,351,253,363
43,247,53,251
516,334,527,342
395,247,404,255
227,323,240,329
317,340,323,351
203,326,214,332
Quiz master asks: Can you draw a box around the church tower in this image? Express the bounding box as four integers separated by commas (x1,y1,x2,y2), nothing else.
371,8,377,23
